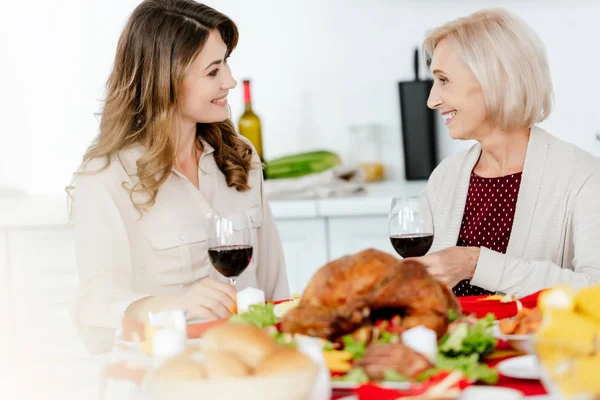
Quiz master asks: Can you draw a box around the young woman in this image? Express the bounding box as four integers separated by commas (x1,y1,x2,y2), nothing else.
70,0,289,353
418,9,600,297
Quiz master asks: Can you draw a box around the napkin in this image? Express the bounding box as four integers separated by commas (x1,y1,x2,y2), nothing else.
458,290,544,319
263,166,365,200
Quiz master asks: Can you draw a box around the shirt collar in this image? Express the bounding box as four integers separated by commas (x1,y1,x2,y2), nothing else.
198,137,215,157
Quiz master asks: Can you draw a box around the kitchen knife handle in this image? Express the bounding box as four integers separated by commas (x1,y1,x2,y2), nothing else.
414,47,420,81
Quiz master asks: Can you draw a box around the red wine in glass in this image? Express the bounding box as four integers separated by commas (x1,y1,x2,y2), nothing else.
388,195,434,258
207,211,253,285
208,245,253,279
390,233,434,258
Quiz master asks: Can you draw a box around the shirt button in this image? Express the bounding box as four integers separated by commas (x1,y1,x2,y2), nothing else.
179,234,185,242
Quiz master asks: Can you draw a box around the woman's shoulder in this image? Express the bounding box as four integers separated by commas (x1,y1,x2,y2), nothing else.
76,145,143,189
536,127,600,176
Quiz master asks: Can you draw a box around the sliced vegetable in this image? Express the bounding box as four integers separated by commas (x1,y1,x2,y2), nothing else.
333,368,369,384
383,369,410,382
323,350,353,373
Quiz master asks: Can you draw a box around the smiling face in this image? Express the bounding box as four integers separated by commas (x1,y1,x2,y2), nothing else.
427,39,491,141
179,30,237,125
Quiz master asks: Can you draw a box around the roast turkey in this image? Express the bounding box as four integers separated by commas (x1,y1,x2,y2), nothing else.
281,248,461,341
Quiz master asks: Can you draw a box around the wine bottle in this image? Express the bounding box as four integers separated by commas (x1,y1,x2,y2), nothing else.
238,80,264,162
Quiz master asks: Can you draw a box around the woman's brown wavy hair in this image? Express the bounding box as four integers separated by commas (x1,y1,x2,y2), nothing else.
68,0,252,214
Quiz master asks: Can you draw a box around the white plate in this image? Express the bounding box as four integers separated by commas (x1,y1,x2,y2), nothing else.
460,387,524,400
496,355,540,380
331,381,411,390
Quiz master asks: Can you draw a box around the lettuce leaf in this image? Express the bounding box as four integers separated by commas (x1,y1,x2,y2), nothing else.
416,354,498,384
378,330,401,344
437,354,498,384
439,313,497,358
229,303,278,328
341,335,367,359
419,314,499,384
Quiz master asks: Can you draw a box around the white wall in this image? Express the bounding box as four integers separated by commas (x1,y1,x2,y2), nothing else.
1,0,599,195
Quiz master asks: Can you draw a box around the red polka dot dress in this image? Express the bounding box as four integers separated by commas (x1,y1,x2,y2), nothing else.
453,172,522,297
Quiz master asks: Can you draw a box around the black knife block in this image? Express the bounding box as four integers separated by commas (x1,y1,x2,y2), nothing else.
398,79,438,180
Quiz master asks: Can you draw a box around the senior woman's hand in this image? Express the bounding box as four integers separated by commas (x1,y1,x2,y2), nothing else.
416,247,481,288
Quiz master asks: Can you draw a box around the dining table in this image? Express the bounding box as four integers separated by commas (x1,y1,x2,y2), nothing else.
103,291,554,400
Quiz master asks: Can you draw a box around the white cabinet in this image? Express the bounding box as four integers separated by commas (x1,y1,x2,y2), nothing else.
276,216,396,294
328,216,395,261
276,219,328,295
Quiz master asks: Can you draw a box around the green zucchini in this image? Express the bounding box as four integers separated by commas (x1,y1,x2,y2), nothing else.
265,150,341,180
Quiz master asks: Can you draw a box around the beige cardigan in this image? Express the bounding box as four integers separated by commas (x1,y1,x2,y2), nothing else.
424,127,600,297
72,138,289,353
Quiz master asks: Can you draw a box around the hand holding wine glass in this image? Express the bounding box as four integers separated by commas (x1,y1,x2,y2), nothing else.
181,278,237,320
388,195,435,258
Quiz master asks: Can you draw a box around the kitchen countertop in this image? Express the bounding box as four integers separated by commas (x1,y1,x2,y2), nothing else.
0,180,427,229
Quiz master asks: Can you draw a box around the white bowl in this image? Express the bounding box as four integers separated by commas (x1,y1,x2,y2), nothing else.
503,333,534,354
142,369,318,400
492,324,534,354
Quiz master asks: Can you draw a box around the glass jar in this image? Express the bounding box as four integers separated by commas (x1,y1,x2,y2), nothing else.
348,124,385,182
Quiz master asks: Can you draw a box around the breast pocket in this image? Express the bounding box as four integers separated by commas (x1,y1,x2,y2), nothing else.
146,225,207,286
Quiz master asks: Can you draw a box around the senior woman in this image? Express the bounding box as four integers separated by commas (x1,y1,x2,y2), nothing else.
417,8,600,297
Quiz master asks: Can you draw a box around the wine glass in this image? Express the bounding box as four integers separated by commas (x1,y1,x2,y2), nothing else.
388,195,435,258
207,211,253,286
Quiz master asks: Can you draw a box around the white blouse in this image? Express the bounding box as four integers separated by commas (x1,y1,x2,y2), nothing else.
72,138,289,353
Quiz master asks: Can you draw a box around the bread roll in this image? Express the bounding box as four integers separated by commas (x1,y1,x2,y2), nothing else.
203,350,251,379
202,323,278,368
254,348,316,376
149,356,206,382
